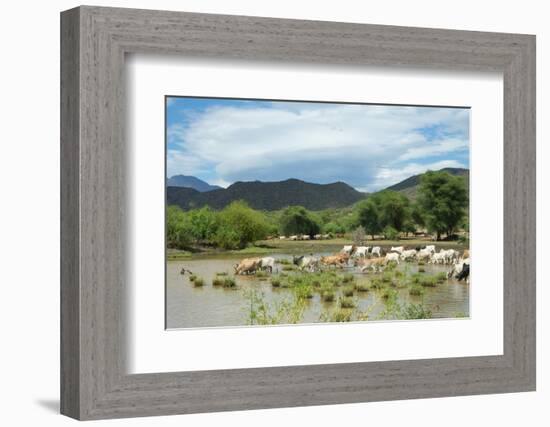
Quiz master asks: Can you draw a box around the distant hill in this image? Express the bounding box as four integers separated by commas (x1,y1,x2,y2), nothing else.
166,175,221,192
384,167,469,200
167,178,367,211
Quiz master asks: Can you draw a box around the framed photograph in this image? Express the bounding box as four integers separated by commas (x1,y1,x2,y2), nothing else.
61,6,536,420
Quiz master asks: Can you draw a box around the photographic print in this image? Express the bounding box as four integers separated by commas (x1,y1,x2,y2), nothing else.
166,97,470,329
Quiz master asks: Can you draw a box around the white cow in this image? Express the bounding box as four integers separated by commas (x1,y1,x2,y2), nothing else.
260,257,276,273
353,246,370,258
340,245,355,255
430,251,447,264
279,235,287,240
289,235,298,241
301,235,311,240
425,245,436,254
371,246,382,257
443,249,460,264
293,255,319,272
385,252,400,264
416,248,432,262
390,246,404,254
400,249,417,261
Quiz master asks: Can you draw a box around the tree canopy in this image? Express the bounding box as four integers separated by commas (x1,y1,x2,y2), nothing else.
279,206,321,236
416,171,468,240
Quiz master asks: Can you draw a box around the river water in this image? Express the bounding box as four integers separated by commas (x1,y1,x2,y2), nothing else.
166,253,469,329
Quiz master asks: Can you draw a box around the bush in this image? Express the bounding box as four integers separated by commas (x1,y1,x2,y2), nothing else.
339,297,356,309
400,303,432,319
383,225,399,240
255,270,268,279
343,286,355,297
435,272,448,283
271,276,282,287
222,277,237,288
420,276,438,287
189,274,197,282
193,277,205,287
355,281,370,292
322,290,335,302
342,273,355,284
409,284,424,296
331,309,353,322
212,277,224,287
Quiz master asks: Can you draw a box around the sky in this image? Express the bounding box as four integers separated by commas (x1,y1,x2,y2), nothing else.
166,96,469,192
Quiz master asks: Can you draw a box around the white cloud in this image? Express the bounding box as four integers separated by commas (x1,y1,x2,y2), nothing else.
167,102,469,191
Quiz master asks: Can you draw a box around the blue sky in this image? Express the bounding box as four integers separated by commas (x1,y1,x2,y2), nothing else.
166,96,469,192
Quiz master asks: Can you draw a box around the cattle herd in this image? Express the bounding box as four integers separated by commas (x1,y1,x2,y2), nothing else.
233,244,470,282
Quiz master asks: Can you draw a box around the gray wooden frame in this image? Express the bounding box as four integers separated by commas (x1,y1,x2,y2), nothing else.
60,5,536,420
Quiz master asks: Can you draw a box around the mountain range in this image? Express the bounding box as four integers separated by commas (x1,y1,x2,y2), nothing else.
166,168,469,211
167,175,222,192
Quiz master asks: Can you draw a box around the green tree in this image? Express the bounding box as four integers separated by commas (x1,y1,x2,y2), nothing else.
356,199,380,240
166,205,194,249
375,190,411,232
411,202,425,229
187,206,218,242
214,201,269,249
416,171,468,240
279,206,321,236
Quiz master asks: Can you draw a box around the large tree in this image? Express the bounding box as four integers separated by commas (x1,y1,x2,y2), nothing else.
416,171,468,240
279,206,321,237
214,201,270,249
355,199,381,240
375,190,411,232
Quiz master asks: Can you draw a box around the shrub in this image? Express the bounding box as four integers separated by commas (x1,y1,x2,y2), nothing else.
370,278,385,290
322,290,335,302
282,264,296,271
343,286,355,297
409,284,425,296
342,273,355,284
193,277,205,287
255,270,268,279
212,277,224,287
278,258,291,265
420,275,438,287
216,271,228,276
381,288,398,301
271,276,282,287
418,267,425,273
383,225,399,240
339,297,356,309
331,308,353,322
400,303,432,319
189,274,197,282
435,272,448,283
222,276,237,288
355,281,370,292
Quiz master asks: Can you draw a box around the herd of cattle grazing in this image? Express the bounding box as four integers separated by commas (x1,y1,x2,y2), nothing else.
233,244,470,282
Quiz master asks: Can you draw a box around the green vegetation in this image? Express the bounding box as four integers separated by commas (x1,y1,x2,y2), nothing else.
212,277,224,287
339,297,357,309
409,284,425,296
222,277,237,288
192,277,205,287
279,206,321,236
416,171,468,240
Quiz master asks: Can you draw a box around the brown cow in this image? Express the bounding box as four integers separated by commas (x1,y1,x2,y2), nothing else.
357,257,386,273
320,253,349,268
234,257,262,275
